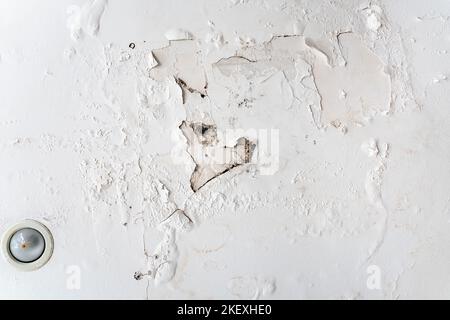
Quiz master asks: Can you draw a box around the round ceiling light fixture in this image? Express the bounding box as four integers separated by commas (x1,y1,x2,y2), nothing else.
1,220,54,271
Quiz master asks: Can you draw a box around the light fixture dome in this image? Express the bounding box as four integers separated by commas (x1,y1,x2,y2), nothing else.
2,220,53,271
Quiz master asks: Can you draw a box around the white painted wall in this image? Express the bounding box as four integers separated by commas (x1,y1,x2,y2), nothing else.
0,0,449,299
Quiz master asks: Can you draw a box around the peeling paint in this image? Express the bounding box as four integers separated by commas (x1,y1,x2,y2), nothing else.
1,0,449,300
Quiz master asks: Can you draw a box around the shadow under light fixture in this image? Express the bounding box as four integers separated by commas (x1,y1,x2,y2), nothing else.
1,220,54,271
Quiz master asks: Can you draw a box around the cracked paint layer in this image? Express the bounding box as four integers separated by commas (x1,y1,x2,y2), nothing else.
1,0,450,300
180,121,256,192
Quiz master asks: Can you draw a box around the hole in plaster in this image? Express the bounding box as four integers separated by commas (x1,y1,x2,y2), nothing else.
180,121,256,192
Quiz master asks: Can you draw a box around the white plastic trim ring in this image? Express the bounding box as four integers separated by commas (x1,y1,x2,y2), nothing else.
1,220,54,271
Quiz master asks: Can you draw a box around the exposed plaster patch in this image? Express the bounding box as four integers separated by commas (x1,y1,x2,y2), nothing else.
149,41,207,103
147,51,158,69
180,121,256,192
164,28,194,41
174,77,207,103
312,33,392,129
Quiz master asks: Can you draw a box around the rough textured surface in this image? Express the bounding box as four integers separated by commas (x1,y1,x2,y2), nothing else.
0,0,449,299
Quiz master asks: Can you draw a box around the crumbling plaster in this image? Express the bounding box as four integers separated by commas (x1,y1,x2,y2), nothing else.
0,0,449,299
